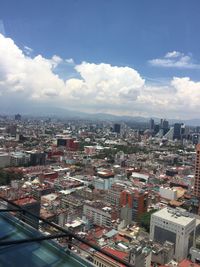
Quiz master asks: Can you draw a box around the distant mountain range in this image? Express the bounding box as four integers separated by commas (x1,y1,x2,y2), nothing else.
0,104,200,126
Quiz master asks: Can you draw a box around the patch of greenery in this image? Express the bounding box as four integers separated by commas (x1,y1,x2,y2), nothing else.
138,209,158,232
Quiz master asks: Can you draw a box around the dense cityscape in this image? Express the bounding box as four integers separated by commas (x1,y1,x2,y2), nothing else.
0,114,200,266
1,1,200,266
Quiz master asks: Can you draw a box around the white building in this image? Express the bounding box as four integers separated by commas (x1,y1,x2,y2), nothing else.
94,177,115,190
131,172,149,183
0,153,10,168
150,207,196,261
10,152,30,166
159,187,178,200
83,201,114,227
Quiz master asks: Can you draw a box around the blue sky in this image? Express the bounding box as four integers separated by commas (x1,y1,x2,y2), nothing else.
0,0,200,118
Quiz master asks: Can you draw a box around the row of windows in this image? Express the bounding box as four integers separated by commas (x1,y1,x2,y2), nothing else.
94,260,111,267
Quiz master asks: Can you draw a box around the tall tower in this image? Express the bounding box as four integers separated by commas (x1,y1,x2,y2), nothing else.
113,123,121,134
149,118,154,132
194,144,200,198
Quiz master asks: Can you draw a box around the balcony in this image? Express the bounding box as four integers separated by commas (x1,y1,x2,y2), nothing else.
0,197,133,267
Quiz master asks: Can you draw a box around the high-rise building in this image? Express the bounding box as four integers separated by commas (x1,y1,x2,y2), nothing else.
106,183,126,214
149,118,154,132
150,207,196,261
162,119,169,135
26,151,46,166
113,123,121,134
173,123,182,140
194,144,200,199
120,189,148,224
154,124,160,135
15,114,21,121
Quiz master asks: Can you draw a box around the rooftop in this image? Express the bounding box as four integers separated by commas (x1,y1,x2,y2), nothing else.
152,207,196,226
13,197,37,206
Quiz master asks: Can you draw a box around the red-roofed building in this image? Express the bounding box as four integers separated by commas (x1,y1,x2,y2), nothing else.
9,197,40,229
178,259,200,267
93,247,128,267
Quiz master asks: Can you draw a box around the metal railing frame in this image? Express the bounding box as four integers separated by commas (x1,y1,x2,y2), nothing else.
0,196,134,267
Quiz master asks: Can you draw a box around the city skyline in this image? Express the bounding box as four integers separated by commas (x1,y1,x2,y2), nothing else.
1,1,200,119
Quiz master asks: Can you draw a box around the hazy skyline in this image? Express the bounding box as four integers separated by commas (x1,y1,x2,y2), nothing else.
1,0,200,119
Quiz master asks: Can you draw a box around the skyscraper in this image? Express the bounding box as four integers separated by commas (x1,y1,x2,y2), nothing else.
173,123,182,140
162,119,169,135
15,114,21,121
113,123,121,134
194,144,200,199
149,118,154,132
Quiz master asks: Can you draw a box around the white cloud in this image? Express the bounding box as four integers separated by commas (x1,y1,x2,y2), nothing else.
165,51,182,58
66,58,74,64
0,20,5,36
66,62,145,102
1,33,200,118
24,45,33,55
149,51,200,69
0,34,65,100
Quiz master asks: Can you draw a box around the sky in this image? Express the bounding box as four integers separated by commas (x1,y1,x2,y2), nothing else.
0,0,200,119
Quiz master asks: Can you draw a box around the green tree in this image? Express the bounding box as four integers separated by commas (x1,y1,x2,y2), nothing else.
138,209,157,232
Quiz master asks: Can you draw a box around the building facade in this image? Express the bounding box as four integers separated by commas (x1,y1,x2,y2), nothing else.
150,207,196,261
194,144,200,199
120,189,148,224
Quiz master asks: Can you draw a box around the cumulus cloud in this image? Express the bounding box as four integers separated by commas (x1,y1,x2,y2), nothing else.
1,33,200,118
0,34,65,100
65,62,145,104
149,51,200,69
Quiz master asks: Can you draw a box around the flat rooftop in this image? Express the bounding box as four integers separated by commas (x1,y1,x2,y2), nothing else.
13,197,37,206
152,207,195,226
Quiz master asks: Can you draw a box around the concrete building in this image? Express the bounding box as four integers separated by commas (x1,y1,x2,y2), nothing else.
106,183,126,211
159,187,178,201
9,197,40,229
129,245,151,267
83,201,117,228
93,249,127,267
94,177,115,190
84,146,96,155
190,247,200,264
194,144,200,200
0,153,10,168
151,241,174,266
131,172,149,183
57,137,79,151
120,189,148,224
26,151,46,166
10,152,30,166
150,207,196,261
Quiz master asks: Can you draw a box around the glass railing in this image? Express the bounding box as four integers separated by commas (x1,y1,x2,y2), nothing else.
0,197,134,267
